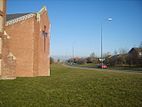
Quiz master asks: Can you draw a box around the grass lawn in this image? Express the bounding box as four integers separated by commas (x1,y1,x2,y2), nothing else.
0,64,142,107
109,66,142,72
76,63,97,68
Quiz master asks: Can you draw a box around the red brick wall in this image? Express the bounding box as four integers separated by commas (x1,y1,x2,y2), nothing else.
33,17,39,76
36,10,50,76
1,35,16,79
5,9,50,77
6,17,35,77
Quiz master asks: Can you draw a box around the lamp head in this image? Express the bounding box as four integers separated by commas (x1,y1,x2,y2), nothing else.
108,17,112,21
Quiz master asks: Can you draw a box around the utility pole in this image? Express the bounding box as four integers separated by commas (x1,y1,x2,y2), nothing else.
0,0,6,76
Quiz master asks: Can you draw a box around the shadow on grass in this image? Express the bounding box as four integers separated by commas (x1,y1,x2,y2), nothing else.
108,66,142,73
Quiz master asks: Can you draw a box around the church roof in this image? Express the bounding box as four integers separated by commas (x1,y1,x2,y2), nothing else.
5,6,47,26
6,13,33,21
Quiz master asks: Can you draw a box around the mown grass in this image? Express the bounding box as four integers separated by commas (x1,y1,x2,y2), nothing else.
0,64,142,107
77,63,97,67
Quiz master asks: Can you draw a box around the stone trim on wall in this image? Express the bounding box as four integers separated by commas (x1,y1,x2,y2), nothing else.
36,6,47,22
38,6,47,14
4,31,10,39
6,13,35,26
5,6,48,26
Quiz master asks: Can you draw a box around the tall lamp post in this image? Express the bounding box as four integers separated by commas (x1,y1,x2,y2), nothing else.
100,17,112,68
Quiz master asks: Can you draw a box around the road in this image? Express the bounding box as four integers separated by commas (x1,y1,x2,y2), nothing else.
63,63,142,74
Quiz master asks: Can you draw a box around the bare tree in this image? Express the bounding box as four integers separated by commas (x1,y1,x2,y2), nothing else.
86,52,98,64
103,52,111,58
90,52,96,58
119,48,128,54
114,50,118,55
139,41,142,48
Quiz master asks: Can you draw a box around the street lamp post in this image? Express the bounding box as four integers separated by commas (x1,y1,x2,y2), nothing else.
100,18,112,68
101,23,103,68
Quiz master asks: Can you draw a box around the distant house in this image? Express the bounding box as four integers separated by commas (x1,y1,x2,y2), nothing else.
128,48,142,66
109,54,128,66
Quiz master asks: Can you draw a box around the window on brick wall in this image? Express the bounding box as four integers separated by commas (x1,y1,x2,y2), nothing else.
42,25,48,52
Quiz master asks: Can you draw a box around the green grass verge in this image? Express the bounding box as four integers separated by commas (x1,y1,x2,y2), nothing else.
77,63,97,67
109,66,142,72
0,64,142,107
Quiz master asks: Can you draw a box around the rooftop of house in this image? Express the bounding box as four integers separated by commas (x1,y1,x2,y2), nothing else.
129,48,142,53
110,53,128,58
6,13,34,21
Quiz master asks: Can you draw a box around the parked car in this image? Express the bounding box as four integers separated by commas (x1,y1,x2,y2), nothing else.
97,64,108,69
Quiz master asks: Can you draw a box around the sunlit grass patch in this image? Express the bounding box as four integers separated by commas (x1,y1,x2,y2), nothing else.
0,64,142,107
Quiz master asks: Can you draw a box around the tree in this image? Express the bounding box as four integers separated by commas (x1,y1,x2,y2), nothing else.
103,52,112,65
90,52,96,58
118,48,128,65
103,52,111,58
86,52,98,63
77,58,87,64
67,58,74,64
86,57,98,64
119,48,128,54
114,50,118,55
139,41,142,48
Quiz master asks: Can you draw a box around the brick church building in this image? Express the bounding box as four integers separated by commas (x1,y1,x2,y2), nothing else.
0,0,50,79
